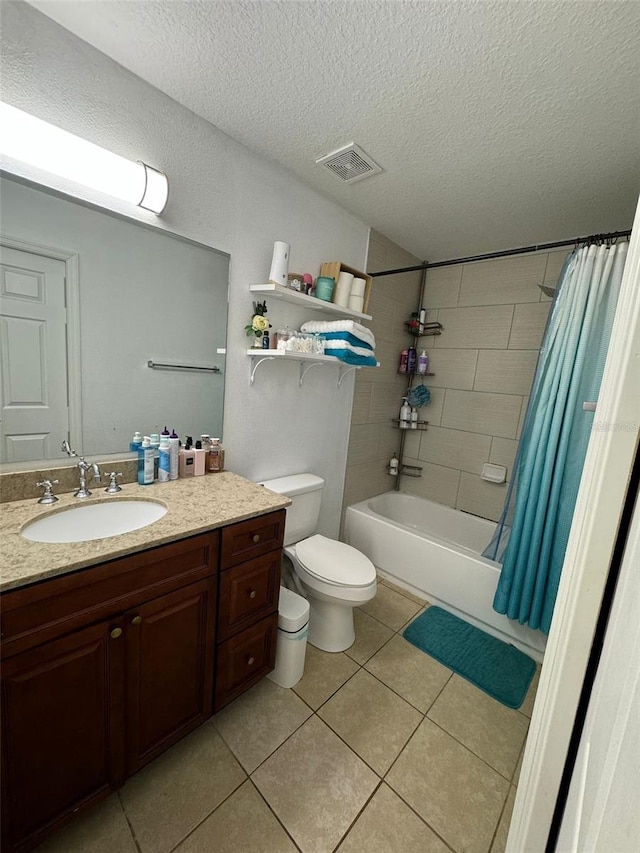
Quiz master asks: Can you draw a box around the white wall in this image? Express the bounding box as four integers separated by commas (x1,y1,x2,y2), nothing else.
0,1,370,536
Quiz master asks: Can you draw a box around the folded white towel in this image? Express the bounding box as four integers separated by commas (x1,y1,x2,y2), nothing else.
323,339,375,358
300,319,376,349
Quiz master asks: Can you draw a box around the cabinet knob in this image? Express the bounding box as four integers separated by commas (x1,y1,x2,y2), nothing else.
110,627,123,639
247,656,255,666
252,533,260,544
131,615,142,626
248,589,257,599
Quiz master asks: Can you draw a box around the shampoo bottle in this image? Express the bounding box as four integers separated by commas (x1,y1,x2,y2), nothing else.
158,434,170,482
169,429,179,480
137,436,155,485
417,350,429,375
407,346,417,374
399,398,411,429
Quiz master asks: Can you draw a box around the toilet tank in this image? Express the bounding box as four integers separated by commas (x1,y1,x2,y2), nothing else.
260,473,324,546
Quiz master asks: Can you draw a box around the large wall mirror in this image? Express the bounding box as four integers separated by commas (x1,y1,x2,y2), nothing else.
0,173,230,466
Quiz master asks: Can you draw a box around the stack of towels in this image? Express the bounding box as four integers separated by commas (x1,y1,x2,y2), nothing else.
300,320,377,366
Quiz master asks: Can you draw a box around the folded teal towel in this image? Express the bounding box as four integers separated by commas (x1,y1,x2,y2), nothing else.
324,348,378,366
319,331,373,351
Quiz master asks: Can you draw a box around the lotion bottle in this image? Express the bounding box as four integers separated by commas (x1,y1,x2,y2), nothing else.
179,436,195,477
137,436,155,485
389,453,399,476
169,428,180,480
194,440,206,476
208,438,221,473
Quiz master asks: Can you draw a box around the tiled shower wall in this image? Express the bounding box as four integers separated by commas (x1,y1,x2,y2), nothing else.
341,231,422,513
401,248,569,521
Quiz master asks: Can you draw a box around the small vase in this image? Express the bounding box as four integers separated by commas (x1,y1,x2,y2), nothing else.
252,336,263,348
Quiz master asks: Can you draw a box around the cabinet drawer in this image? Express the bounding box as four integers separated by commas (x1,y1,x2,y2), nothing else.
220,510,285,569
214,612,278,711
1,532,219,660
218,550,281,642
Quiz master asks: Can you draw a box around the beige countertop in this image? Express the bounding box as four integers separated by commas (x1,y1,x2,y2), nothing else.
0,472,290,593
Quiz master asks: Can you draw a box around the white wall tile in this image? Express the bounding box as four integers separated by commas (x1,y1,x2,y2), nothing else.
424,265,462,308
425,348,478,390
509,302,551,349
434,305,514,349
456,473,508,523
458,254,547,306
474,350,538,396
490,437,519,480
417,425,491,475
400,458,460,506
442,390,522,438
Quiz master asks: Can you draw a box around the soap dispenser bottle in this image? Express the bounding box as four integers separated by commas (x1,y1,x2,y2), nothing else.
130,431,143,452
389,453,399,476
399,398,411,429
179,436,195,477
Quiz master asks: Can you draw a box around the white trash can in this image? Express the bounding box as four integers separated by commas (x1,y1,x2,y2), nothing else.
267,586,310,689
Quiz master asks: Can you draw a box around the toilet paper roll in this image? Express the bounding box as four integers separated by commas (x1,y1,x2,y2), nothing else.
348,293,365,313
350,277,366,297
333,270,354,307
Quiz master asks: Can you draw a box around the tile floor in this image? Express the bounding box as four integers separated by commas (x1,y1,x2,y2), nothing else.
36,579,538,853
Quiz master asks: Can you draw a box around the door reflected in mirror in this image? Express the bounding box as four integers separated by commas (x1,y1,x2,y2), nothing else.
0,174,229,466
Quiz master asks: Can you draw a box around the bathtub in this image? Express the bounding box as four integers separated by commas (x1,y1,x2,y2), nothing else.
345,492,546,660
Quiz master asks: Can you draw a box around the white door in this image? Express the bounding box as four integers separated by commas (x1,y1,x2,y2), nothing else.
0,246,70,462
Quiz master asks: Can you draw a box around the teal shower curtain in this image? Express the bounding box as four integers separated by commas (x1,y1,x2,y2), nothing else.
489,241,628,634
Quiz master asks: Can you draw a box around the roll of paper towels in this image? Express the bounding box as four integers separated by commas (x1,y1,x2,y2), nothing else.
350,277,366,297
334,270,354,307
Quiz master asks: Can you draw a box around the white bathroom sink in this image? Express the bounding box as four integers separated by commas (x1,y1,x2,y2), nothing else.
21,500,168,543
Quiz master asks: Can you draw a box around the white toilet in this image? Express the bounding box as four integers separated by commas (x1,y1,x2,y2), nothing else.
261,473,377,652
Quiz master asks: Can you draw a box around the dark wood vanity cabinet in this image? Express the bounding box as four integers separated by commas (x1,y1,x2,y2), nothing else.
1,531,219,853
214,511,285,711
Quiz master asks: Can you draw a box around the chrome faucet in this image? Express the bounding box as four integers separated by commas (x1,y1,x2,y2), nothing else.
61,441,101,498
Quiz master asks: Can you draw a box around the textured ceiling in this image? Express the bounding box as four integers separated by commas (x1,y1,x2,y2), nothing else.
25,0,640,261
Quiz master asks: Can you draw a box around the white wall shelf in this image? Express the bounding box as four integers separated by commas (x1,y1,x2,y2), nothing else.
247,349,378,387
250,283,372,322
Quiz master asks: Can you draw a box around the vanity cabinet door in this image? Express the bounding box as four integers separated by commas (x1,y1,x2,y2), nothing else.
124,577,216,776
0,619,125,853
218,550,281,642
214,612,278,711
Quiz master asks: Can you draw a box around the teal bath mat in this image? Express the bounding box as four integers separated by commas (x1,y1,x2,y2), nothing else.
403,606,536,709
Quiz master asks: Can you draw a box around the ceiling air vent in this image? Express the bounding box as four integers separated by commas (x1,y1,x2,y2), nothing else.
316,143,382,184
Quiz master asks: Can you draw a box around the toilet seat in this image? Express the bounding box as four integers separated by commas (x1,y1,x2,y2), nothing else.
294,534,376,588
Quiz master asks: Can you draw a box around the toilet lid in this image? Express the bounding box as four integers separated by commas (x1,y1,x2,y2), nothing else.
295,535,376,587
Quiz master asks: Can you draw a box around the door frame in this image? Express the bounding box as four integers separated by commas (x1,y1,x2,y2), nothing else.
508,202,640,849
0,235,82,453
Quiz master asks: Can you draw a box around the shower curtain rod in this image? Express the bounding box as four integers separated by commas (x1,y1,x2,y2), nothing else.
369,229,632,278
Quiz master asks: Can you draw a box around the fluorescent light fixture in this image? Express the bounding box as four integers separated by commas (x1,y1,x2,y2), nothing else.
0,102,169,214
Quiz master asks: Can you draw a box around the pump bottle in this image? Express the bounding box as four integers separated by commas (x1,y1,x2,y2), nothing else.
137,436,155,485
399,398,411,429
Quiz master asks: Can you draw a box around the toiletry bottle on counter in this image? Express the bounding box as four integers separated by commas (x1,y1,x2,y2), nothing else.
417,350,429,375
407,346,417,375
137,436,155,485
399,398,411,429
158,434,170,482
130,431,143,452
179,436,195,477
208,438,221,472
149,432,160,480
194,440,206,476
169,428,180,480
389,453,399,476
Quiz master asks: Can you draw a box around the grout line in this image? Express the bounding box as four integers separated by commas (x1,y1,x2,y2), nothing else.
329,780,384,852
247,777,304,852
117,790,144,853
163,773,247,852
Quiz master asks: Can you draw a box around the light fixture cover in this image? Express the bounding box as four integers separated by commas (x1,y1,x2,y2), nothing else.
0,102,168,214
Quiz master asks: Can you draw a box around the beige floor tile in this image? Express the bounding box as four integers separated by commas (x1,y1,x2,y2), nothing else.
490,785,517,853
379,576,428,606
386,718,509,853
361,583,423,631
293,644,359,710
427,675,529,779
400,603,429,632
345,608,394,665
337,783,450,853
518,664,541,718
120,721,246,853
213,677,312,772
365,634,451,713
252,716,378,853
174,780,297,853
34,794,136,853
318,669,422,775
